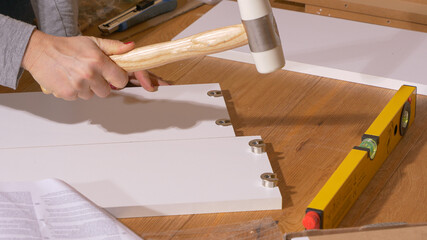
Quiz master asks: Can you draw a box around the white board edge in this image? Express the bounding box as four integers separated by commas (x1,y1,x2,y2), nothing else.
106,197,283,218
210,51,427,95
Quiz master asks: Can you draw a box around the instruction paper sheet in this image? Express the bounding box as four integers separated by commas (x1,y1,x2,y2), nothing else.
0,179,141,239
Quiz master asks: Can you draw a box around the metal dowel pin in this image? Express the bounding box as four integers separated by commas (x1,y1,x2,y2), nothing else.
207,90,223,97
260,173,278,188
215,119,231,126
249,139,266,154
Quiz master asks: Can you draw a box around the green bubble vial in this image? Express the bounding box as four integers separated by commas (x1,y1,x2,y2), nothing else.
359,138,377,160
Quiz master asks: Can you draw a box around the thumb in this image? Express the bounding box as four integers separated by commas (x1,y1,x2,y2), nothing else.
89,37,135,55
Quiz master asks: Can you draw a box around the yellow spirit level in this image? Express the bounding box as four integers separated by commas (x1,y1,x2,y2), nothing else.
303,85,417,229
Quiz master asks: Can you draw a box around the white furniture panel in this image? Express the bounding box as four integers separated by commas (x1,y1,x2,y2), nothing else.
0,136,282,218
174,1,427,95
0,83,234,149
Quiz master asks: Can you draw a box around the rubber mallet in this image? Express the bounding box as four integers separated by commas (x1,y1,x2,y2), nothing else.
111,0,285,74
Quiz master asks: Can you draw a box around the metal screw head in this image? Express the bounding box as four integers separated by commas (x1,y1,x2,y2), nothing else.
260,173,279,188
249,139,266,154
215,119,231,126
207,90,223,97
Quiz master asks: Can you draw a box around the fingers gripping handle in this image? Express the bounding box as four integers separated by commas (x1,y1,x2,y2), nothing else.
110,24,248,72
39,25,247,94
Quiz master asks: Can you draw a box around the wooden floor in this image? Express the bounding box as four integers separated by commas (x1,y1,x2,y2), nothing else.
1,4,426,237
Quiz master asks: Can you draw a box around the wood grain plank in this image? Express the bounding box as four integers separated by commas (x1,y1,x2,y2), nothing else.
356,127,427,224
305,4,427,32
119,215,192,238
278,0,427,24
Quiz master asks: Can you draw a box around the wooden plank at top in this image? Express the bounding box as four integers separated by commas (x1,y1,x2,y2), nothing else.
278,0,427,24
0,83,235,149
305,5,427,33
174,1,427,95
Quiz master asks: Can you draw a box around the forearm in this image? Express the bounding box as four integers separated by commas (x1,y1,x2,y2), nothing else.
30,0,80,37
0,14,36,89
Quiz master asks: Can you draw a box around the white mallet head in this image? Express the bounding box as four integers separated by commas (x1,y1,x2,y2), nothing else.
237,0,285,73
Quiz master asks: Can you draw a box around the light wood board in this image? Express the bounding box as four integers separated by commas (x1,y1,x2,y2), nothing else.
174,1,427,95
0,83,235,149
0,136,282,218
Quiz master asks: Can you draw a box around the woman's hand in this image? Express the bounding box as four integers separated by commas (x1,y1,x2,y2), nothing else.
22,30,167,100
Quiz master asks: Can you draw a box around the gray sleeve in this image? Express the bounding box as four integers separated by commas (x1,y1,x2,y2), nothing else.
0,14,36,89
31,0,80,37
0,0,80,89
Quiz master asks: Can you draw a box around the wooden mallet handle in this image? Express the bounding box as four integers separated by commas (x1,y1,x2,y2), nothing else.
110,24,248,72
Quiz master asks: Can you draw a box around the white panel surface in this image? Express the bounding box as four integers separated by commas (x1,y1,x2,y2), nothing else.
174,1,427,95
0,83,234,149
0,136,282,217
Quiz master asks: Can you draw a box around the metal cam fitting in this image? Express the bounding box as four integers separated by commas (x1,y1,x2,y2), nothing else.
215,119,231,126
249,139,266,154
260,173,278,188
207,90,223,97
